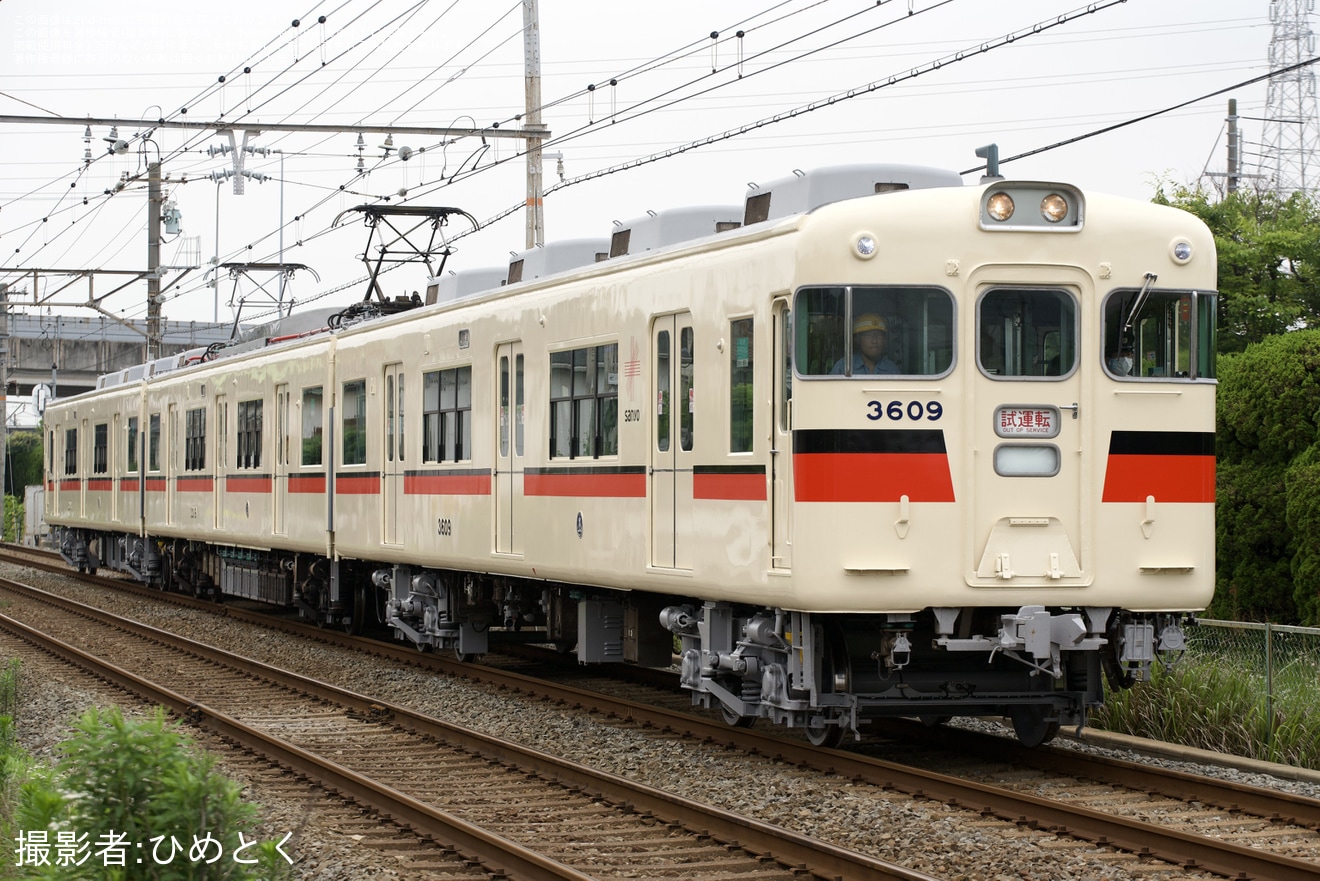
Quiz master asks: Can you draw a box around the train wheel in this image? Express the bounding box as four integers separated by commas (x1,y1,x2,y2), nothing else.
720,703,756,729
454,650,476,663
342,588,366,636
804,713,845,748
1010,707,1061,748
803,621,850,748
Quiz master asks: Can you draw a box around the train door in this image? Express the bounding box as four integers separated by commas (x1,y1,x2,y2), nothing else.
382,362,404,545
971,285,1086,580
214,395,227,530
495,343,525,555
771,299,793,569
274,384,289,535
650,313,695,569
166,403,177,526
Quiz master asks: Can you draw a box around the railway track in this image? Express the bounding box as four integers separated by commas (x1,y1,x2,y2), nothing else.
0,570,932,881
4,545,1320,879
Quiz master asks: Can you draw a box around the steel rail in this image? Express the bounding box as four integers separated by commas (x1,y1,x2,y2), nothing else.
0,577,937,881
7,549,1320,879
0,611,595,881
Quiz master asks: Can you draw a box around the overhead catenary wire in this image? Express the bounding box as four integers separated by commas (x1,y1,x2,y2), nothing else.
17,0,896,309
0,0,1268,344
70,0,1144,316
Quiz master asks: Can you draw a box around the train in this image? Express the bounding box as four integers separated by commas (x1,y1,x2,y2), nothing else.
44,158,1218,747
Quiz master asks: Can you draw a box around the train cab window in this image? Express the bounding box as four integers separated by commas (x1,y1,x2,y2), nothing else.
550,344,619,459
93,423,108,475
237,399,262,470
301,387,323,466
423,366,472,463
978,288,1077,378
730,318,754,452
1102,288,1217,380
149,414,161,472
127,417,139,474
184,408,206,472
342,380,367,465
64,428,77,476
794,285,954,377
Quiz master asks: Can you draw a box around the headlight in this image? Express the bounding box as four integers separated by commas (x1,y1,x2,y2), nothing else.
986,192,1015,222
1040,193,1068,223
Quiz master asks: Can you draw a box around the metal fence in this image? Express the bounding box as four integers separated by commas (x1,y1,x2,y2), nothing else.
1190,618,1320,746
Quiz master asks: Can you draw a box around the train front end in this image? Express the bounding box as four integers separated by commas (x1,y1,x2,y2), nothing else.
674,178,1217,746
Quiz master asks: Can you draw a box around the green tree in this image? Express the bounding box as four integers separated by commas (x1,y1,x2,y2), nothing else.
1154,185,1320,352
1213,330,1320,624
5,430,45,496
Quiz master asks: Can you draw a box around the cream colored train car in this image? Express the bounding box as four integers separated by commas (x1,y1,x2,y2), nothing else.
46,163,1217,746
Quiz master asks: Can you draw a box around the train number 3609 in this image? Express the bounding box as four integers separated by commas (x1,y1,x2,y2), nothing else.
866,400,944,421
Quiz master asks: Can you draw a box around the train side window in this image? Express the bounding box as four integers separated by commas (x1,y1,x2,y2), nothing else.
184,408,206,472
127,417,139,474
455,367,472,460
149,414,160,472
237,400,262,469
64,428,77,476
730,317,754,452
597,344,619,456
499,356,510,458
679,331,693,452
301,387,323,466
656,332,670,453
93,423,108,475
397,374,405,462
550,344,618,459
795,285,953,377
422,366,472,463
341,380,367,466
498,356,526,458
978,287,1076,378
1102,288,1217,380
515,354,525,457
385,375,395,464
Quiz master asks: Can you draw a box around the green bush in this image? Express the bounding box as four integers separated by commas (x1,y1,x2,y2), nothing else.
14,706,290,880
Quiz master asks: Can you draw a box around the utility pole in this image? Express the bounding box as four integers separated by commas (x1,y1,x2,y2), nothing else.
1228,98,1240,195
147,161,163,360
524,0,546,249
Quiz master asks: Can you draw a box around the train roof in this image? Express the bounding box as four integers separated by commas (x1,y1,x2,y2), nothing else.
743,163,964,225
81,162,970,386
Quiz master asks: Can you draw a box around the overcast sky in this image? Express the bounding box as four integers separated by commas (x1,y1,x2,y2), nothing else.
0,0,1279,329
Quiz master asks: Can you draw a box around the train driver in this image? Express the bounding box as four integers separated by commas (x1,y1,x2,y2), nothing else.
1107,344,1135,376
832,313,899,375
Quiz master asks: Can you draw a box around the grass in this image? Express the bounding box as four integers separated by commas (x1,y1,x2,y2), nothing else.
1090,635,1320,770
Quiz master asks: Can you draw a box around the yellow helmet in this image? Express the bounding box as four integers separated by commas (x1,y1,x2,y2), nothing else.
853,313,887,334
